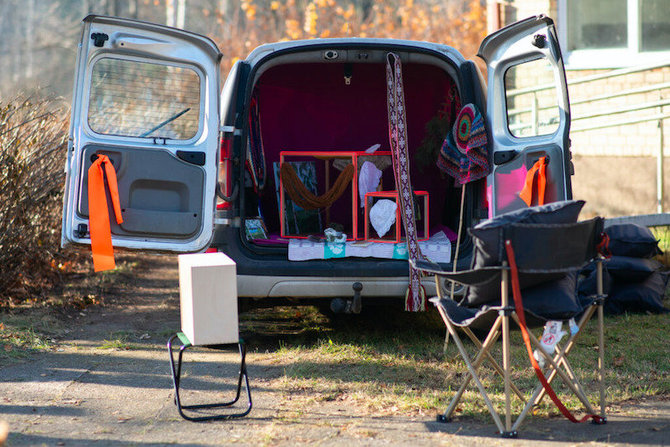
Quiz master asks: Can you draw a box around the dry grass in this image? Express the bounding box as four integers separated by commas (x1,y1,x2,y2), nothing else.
241,304,670,420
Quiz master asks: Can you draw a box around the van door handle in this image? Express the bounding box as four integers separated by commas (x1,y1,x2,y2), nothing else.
177,151,205,166
494,150,518,165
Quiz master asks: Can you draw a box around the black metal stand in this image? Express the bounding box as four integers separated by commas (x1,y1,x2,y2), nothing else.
167,332,252,421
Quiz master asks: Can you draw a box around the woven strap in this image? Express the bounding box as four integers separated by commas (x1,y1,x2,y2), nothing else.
505,240,605,424
88,155,123,272
386,52,425,311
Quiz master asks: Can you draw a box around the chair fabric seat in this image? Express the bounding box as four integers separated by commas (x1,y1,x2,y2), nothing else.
432,272,587,330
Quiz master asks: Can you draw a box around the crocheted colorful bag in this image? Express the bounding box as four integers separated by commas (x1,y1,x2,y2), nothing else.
437,103,490,185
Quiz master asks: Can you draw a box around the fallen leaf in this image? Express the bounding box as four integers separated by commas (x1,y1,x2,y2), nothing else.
0,420,8,444
62,399,82,406
613,356,625,367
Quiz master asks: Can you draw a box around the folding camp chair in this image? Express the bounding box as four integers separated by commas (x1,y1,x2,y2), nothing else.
167,333,252,421
413,217,608,437
166,252,252,422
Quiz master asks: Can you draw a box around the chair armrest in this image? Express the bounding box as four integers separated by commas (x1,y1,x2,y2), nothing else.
411,258,446,274
411,258,504,286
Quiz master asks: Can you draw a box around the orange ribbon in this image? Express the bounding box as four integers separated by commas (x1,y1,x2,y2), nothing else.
87,154,123,272
519,156,547,207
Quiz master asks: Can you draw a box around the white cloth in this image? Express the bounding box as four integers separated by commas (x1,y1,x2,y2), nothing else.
288,231,451,263
358,161,383,207
369,199,397,237
365,143,381,153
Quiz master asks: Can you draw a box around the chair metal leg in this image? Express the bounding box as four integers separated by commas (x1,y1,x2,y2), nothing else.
440,315,503,421
500,266,515,437
596,302,607,421
435,276,451,352
553,349,590,400
511,315,597,416
462,328,526,402
532,305,597,407
436,306,505,433
512,327,593,431
167,334,253,422
511,300,607,431
596,260,607,421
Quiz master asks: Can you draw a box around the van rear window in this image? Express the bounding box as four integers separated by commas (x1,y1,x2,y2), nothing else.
88,58,201,140
504,58,560,138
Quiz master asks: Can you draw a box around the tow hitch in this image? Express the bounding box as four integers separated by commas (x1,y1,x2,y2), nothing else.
329,282,363,314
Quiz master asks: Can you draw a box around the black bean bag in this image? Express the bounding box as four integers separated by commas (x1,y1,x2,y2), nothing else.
606,223,662,258
605,271,670,315
578,266,612,299
581,256,661,282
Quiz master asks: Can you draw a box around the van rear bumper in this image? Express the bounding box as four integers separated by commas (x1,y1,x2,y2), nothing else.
238,274,442,298
213,226,470,298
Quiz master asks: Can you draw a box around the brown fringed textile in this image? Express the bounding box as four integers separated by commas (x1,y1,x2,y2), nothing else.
280,162,355,210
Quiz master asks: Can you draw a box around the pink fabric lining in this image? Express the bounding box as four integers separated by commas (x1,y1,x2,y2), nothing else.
254,62,459,235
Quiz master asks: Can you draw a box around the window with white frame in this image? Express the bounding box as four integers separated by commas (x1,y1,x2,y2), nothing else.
558,0,670,68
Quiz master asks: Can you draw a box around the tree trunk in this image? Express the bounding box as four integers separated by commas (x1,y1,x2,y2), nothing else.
26,0,35,79
176,0,186,29
81,0,90,17
11,0,21,83
166,0,175,27
129,0,138,18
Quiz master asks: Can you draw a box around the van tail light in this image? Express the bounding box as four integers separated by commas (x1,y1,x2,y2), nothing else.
484,177,493,219
217,135,233,210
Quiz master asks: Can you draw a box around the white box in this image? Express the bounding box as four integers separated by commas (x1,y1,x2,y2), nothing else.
178,252,238,346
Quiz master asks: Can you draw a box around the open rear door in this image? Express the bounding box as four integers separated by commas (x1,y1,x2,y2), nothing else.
62,15,221,252
479,15,573,217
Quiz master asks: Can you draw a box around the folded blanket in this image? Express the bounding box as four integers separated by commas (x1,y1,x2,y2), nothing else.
437,103,490,186
289,231,452,263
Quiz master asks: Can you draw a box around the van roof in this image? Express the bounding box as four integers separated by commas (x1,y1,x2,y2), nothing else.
244,38,466,66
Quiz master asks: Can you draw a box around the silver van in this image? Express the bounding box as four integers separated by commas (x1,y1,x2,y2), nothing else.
62,14,573,309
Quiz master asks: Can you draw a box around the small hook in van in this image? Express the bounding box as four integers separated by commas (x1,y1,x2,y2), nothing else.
344,63,353,85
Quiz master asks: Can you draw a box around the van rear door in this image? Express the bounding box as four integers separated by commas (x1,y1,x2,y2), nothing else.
62,15,221,252
479,15,573,216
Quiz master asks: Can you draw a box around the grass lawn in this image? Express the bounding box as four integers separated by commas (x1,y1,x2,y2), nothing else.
243,302,669,420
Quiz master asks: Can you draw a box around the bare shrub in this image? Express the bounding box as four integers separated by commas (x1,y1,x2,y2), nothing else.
0,94,71,306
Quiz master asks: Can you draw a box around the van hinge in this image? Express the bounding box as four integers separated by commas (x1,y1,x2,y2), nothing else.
91,33,109,47
220,125,241,135
76,223,88,238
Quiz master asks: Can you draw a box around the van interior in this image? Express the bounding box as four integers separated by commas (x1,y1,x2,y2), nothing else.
237,53,476,256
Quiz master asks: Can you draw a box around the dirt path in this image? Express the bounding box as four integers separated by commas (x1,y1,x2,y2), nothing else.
1,254,669,446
